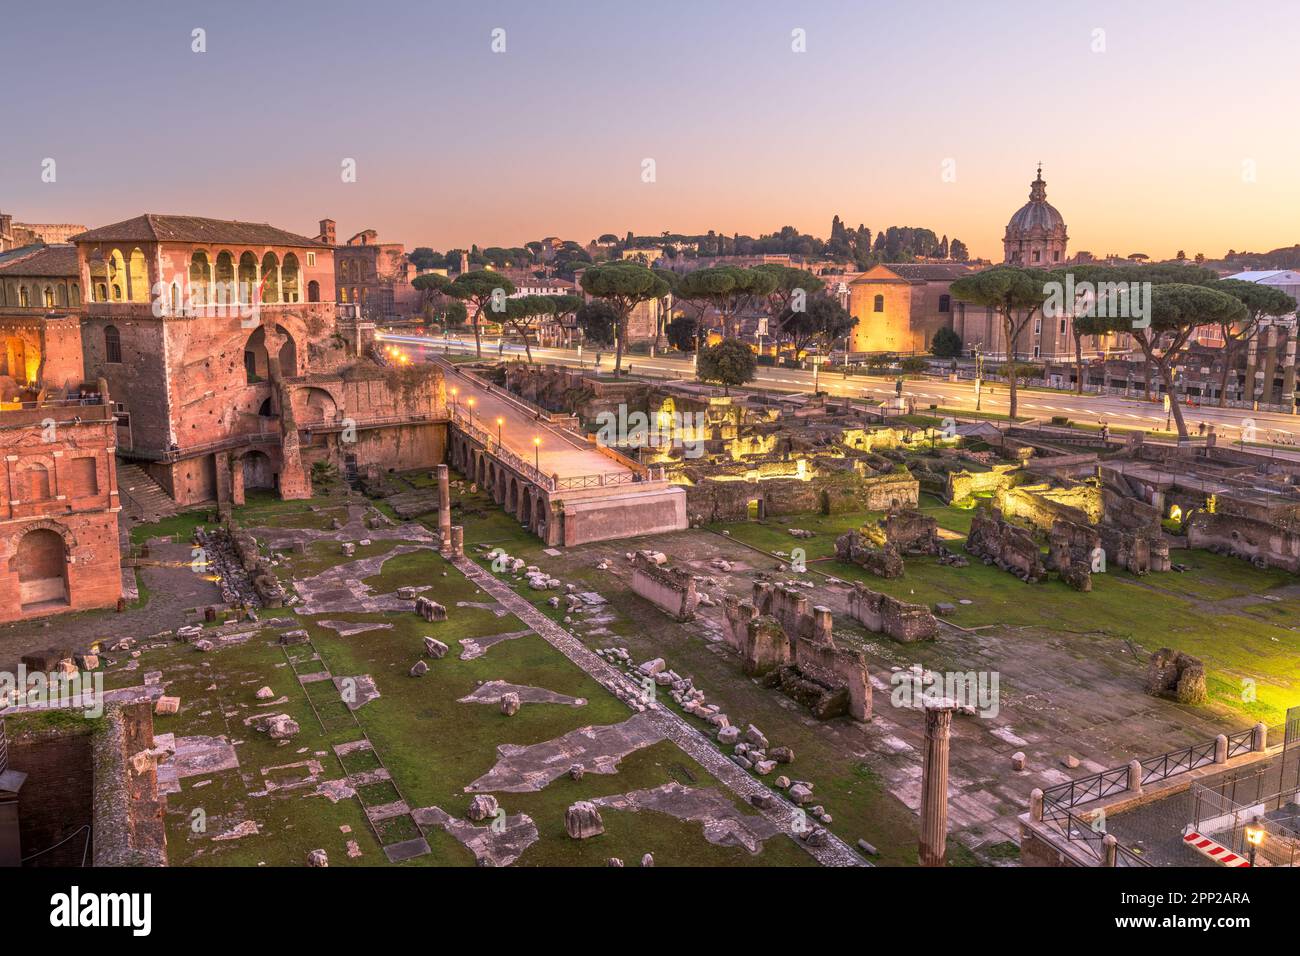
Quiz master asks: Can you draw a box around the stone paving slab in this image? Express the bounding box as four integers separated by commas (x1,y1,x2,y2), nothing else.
382,837,431,863
413,806,539,866
458,629,532,660
592,782,781,854
458,680,586,709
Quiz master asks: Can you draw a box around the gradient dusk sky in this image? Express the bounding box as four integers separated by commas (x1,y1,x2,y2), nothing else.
2,0,1296,260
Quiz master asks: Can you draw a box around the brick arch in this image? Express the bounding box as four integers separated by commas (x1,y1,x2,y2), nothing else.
2,517,77,564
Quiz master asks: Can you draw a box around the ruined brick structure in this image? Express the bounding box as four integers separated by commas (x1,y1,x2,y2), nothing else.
845,581,939,642
722,582,870,721
1047,518,1100,591
629,552,699,621
1144,649,1208,706
965,506,1046,582
91,701,168,866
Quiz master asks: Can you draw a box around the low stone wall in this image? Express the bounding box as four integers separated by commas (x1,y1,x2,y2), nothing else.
92,701,168,867
1187,510,1300,573
846,582,938,642
997,482,1098,533
630,553,699,621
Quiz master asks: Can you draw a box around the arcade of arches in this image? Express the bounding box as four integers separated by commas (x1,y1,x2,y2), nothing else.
448,432,551,542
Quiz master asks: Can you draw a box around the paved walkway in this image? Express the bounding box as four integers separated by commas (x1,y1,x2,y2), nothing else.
453,554,866,867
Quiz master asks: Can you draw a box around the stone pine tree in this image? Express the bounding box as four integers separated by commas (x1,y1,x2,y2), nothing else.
579,263,669,376
1075,283,1245,440
500,294,555,363
948,266,1057,418
696,337,757,394
442,270,516,358
574,299,618,350
674,266,777,339
544,293,584,350
1211,278,1297,407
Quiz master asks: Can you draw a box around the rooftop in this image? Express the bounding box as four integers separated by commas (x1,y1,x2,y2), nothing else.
72,214,326,249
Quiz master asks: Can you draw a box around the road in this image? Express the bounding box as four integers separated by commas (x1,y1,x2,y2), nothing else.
379,332,1300,447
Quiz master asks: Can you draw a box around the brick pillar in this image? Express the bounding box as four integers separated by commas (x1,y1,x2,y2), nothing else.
230,456,246,506
919,700,955,867
437,464,452,553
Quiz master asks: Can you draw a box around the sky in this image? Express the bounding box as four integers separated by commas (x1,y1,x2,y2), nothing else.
1,0,1297,260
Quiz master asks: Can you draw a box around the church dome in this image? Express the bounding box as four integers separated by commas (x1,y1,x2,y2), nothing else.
1005,166,1066,238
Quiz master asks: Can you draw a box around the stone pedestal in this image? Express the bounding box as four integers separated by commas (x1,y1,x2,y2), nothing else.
919,700,955,867
437,464,452,553
450,525,464,558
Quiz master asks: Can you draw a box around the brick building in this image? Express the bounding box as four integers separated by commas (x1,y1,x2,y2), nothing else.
71,214,447,508
847,263,971,354
0,239,121,622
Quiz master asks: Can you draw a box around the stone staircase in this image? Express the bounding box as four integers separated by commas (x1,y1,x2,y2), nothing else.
116,461,179,523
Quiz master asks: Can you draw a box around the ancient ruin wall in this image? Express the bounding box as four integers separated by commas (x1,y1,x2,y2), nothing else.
91,701,168,867
846,582,939,642
1187,511,1300,573
630,553,700,621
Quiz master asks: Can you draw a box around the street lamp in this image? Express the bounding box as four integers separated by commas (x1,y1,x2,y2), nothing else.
533,436,541,472
467,396,476,427
1245,818,1265,866
974,344,984,412
496,416,504,447
450,386,459,411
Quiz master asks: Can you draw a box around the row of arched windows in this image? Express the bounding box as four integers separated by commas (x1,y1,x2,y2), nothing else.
0,279,81,309
86,248,320,305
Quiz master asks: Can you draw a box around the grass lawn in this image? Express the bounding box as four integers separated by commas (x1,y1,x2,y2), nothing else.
130,488,815,867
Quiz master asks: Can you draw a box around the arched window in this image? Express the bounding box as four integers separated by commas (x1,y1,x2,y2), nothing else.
307,280,320,303
56,284,68,307
43,286,54,308
938,294,950,313
19,286,30,308
873,294,884,313
104,325,122,363
70,283,81,306
189,251,211,306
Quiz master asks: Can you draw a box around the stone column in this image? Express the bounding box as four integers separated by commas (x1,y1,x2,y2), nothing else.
1262,325,1280,405
436,464,452,553
1282,320,1298,408
450,525,464,557
919,700,955,867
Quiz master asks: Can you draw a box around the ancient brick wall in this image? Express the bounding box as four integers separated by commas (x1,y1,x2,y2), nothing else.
0,414,121,622
966,506,1046,581
946,463,1021,505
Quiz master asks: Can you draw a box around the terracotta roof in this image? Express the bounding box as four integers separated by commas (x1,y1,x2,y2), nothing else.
71,214,326,248
852,263,972,283
0,244,79,277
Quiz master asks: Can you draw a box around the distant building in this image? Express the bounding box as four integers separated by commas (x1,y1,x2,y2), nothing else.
318,219,420,321
0,212,86,253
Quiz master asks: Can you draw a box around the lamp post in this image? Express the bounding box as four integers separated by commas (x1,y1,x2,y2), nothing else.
533,436,541,473
450,386,458,412
496,416,504,448
975,344,984,412
1245,818,1265,867
467,396,476,428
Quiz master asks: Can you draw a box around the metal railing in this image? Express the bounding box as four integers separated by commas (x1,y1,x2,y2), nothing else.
1140,737,1219,786
450,407,556,490
1042,766,1132,818
1042,725,1276,816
